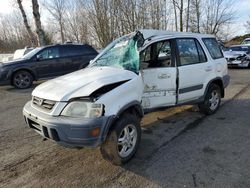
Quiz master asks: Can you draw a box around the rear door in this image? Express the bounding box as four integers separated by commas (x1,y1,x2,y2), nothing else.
60,45,81,73
176,38,210,103
140,39,177,109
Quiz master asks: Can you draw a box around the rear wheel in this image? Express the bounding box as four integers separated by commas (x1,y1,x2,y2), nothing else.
12,70,33,89
198,84,221,115
100,113,141,166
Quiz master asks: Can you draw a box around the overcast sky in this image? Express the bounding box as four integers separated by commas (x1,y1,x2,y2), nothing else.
0,0,249,37
0,0,31,14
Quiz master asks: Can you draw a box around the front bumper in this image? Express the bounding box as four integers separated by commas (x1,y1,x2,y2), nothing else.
23,101,114,148
0,68,11,86
227,60,249,68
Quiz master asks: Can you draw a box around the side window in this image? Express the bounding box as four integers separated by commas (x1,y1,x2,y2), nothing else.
177,38,206,66
140,40,172,69
157,41,172,67
82,45,98,55
140,45,151,62
61,46,76,57
61,45,97,57
202,38,223,59
38,47,59,60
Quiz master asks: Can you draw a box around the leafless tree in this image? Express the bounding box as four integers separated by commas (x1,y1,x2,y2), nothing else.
43,0,68,43
186,0,190,32
0,0,239,51
245,19,250,33
16,0,36,46
188,0,202,33
202,0,236,35
63,0,89,43
32,0,46,46
0,11,31,52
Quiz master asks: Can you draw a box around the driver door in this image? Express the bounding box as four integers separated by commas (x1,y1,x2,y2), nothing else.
34,47,64,78
141,39,177,109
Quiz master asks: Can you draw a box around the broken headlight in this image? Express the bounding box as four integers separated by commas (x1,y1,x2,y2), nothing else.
61,101,104,118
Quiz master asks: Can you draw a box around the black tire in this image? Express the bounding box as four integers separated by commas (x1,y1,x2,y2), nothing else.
12,70,33,89
100,113,141,166
198,84,221,115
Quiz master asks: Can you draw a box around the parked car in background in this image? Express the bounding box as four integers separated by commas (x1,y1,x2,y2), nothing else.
241,38,250,45
23,30,229,165
13,47,34,60
224,45,250,68
1,54,13,62
0,44,98,89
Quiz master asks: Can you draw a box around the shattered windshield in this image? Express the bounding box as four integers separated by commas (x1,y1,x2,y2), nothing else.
89,33,140,73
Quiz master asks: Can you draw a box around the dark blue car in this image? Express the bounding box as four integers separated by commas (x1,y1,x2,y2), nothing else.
0,44,98,89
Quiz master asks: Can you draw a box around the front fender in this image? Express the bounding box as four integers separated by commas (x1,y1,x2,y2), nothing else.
96,75,144,116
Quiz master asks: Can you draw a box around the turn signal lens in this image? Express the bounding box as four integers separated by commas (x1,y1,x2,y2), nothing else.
91,128,100,137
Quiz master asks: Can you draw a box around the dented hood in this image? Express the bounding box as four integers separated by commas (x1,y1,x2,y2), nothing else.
224,51,246,58
32,67,137,101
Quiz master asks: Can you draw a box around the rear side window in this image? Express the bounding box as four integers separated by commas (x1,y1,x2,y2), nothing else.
202,38,223,59
61,45,97,57
176,38,207,66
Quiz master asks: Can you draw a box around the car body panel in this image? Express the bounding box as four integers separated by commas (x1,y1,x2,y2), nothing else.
141,67,177,108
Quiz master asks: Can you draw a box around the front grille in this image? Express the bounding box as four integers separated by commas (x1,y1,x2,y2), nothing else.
33,96,56,111
226,57,236,62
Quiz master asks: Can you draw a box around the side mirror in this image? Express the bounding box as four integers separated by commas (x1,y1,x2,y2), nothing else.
36,54,43,61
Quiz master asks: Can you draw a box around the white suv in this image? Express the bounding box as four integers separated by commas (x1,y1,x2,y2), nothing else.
23,30,230,165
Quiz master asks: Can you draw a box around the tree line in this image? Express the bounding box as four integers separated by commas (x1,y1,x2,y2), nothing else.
0,0,239,53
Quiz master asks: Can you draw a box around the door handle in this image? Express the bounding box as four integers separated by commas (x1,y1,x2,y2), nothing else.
205,66,212,72
158,73,171,79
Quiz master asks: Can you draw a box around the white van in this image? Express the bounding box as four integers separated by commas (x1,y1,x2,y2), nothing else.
13,47,34,60
23,30,230,165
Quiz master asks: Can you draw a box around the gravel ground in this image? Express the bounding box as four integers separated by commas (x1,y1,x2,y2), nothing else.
0,69,250,188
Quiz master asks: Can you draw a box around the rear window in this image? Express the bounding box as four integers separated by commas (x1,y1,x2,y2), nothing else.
202,38,223,59
176,38,207,66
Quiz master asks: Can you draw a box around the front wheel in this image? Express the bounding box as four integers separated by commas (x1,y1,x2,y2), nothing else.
198,84,221,115
12,70,33,89
100,113,141,166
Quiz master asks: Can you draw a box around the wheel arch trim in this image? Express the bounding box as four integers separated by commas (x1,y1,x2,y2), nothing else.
204,77,225,99
101,101,143,142
10,68,37,84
